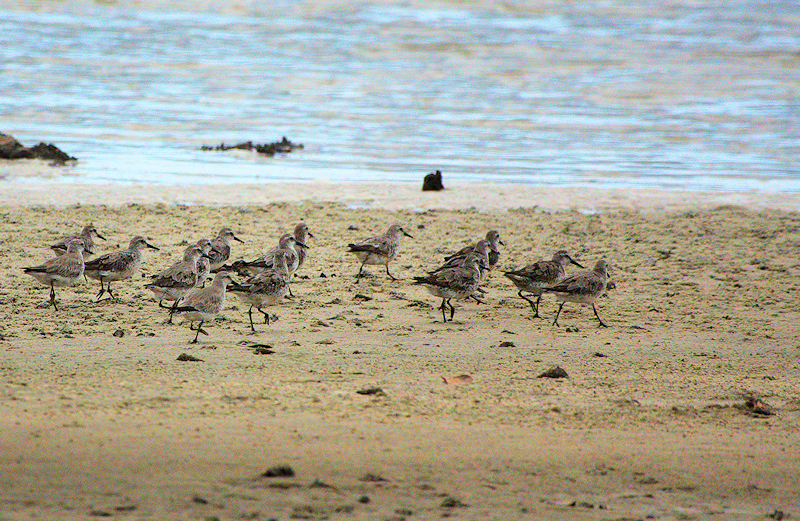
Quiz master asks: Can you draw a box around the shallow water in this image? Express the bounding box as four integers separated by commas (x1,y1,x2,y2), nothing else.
1,0,798,191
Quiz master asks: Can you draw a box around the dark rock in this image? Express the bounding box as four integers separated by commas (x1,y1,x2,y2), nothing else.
737,396,775,416
538,366,569,379
177,353,203,362
200,137,303,156
356,387,386,396
499,341,515,347
88,510,112,517
440,496,467,508
359,473,388,482
261,465,295,478
192,495,208,504
593,352,608,357
422,170,444,191
113,329,125,338
357,495,371,504
0,132,76,163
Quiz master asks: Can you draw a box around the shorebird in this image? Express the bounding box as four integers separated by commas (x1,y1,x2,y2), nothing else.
228,249,290,332
229,233,307,296
444,230,504,270
23,238,88,310
433,239,492,276
543,259,610,328
208,227,244,270
292,222,313,271
348,224,413,281
194,238,215,287
83,236,159,300
50,225,105,257
145,245,209,321
171,271,234,343
413,254,485,323
503,250,584,318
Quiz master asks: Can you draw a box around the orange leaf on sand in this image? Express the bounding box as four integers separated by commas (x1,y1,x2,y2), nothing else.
441,374,473,385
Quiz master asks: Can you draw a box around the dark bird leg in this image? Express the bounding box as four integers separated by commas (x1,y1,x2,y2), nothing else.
592,304,609,328
552,302,565,327
470,294,485,304
167,299,182,324
107,282,115,300
355,262,366,282
247,306,256,332
190,321,207,343
385,264,397,281
257,306,271,325
533,295,542,318
96,278,106,300
287,283,294,298
49,282,58,311
518,290,538,316
448,299,456,321
439,298,448,323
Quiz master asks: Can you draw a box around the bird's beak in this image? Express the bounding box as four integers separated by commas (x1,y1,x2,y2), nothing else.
570,257,584,268
85,248,95,255
146,242,160,250
498,239,505,246
307,231,315,238
233,235,244,243
403,231,414,238
96,233,106,240
295,240,309,249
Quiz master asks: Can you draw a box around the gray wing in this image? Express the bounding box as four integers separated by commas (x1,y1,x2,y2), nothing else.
84,250,134,272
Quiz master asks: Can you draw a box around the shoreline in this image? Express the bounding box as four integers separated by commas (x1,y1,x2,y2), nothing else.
2,178,800,212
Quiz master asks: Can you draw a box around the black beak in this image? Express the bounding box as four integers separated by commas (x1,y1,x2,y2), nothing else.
403,231,414,239
307,231,315,238
85,248,95,255
146,242,160,250
295,240,309,249
233,235,244,243
569,257,584,268
498,239,505,247
96,233,106,240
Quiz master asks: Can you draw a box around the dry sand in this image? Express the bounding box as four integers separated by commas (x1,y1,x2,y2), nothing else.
1,188,799,520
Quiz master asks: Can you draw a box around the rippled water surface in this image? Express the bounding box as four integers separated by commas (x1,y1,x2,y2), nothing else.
1,0,798,191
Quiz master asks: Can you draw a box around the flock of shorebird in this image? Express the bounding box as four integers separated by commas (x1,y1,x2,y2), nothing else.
22,223,611,342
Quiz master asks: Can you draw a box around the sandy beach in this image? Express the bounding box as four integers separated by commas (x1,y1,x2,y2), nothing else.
1,184,799,520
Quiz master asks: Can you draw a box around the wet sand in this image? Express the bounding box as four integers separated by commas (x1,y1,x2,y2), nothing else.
1,192,799,520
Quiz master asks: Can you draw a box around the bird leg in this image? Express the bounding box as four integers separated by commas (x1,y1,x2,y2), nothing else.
256,306,271,325
552,302,565,327
96,278,106,300
49,282,58,311
448,299,456,321
190,321,207,343
247,306,256,332
385,264,397,281
355,263,366,282
439,298,448,323
593,304,609,328
518,290,538,316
